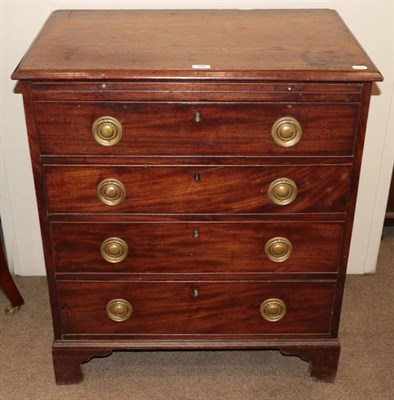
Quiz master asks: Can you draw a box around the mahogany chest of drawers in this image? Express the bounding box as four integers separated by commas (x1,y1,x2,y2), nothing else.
12,9,382,384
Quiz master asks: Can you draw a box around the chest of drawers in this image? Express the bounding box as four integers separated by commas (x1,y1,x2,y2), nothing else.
12,9,382,384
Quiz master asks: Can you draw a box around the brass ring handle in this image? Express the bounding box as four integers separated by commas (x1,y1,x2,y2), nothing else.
260,298,287,322
101,237,128,263
268,178,297,206
264,237,292,263
97,178,126,206
106,299,132,322
92,116,122,146
271,116,302,147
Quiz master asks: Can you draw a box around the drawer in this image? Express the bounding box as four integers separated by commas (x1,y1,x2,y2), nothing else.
57,281,336,336
51,222,344,274
35,102,358,156
44,165,351,214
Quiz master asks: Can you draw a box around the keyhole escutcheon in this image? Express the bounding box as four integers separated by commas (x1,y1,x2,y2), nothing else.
194,110,202,123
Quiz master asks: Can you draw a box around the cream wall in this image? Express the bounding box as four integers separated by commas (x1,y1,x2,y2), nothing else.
1,0,393,275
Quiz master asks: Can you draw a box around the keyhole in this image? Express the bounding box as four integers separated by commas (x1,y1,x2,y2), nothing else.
193,228,200,239
193,287,199,298
194,172,201,183
194,110,202,123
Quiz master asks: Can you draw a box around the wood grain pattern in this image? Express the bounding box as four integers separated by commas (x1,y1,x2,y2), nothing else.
31,82,363,103
11,10,382,81
52,346,112,385
19,82,63,338
48,213,347,223
12,9,382,384
31,82,363,93
44,165,352,214
34,101,359,156
329,83,373,337
51,340,340,383
57,280,336,336
280,344,340,382
50,221,343,274
41,156,354,167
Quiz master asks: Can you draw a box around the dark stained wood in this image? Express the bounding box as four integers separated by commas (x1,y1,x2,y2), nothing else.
56,272,338,283
280,343,340,382
19,82,63,338
41,156,354,167
50,221,343,274
49,213,347,223
11,10,382,81
329,83,373,337
53,338,339,350
384,167,394,225
52,339,340,383
31,82,363,103
57,280,336,336
44,165,352,214
0,232,24,311
34,102,359,156
52,346,112,384
31,81,363,94
13,9,382,384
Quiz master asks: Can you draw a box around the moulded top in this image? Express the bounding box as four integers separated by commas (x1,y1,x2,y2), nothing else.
12,9,383,81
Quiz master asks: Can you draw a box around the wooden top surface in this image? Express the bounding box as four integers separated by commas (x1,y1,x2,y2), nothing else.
12,9,382,81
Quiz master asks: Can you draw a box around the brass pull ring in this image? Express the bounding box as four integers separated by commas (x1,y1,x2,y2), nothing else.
97,178,126,206
92,116,122,146
106,299,132,322
101,237,128,263
260,298,286,322
271,116,302,147
265,237,292,263
268,178,297,206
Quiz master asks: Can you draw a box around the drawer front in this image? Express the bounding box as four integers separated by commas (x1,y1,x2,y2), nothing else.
51,222,343,273
44,165,351,214
35,102,358,156
58,281,336,336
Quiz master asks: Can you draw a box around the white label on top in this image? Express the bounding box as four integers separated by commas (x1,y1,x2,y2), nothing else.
192,64,211,69
352,65,368,70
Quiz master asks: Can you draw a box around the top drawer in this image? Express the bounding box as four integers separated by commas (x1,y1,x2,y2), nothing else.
34,102,358,156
